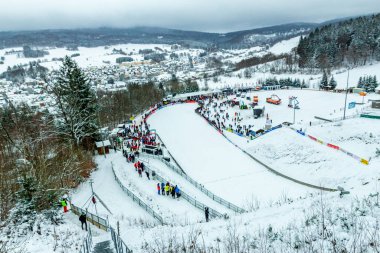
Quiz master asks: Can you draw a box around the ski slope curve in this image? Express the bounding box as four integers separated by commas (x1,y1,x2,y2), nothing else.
148,103,321,207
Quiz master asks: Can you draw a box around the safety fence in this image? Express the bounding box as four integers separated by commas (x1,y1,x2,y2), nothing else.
140,160,223,219
71,203,109,231
111,162,165,224
110,226,133,253
194,107,340,193
140,153,246,213
290,127,369,165
155,133,187,174
79,226,93,253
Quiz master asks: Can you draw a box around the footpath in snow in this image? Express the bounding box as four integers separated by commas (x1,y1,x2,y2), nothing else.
148,103,318,208
71,154,156,227
140,155,233,215
111,152,205,224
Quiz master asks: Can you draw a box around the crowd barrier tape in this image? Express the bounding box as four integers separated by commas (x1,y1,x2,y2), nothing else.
195,108,339,193
291,129,369,165
141,161,224,219
111,162,165,224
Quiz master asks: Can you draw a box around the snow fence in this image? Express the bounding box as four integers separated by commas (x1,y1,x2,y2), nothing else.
141,159,224,219
194,107,340,193
110,227,133,253
111,162,165,224
140,152,246,214
79,225,93,253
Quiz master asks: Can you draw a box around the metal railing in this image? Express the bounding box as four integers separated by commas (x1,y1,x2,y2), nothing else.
79,226,93,253
71,203,109,231
110,226,133,253
140,153,246,214
111,163,165,224
155,133,187,175
141,161,223,219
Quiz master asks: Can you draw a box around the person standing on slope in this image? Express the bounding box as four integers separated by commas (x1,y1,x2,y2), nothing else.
165,183,170,196
161,182,165,195
157,183,161,195
175,185,181,199
170,185,175,199
205,207,209,222
61,198,68,213
79,213,87,231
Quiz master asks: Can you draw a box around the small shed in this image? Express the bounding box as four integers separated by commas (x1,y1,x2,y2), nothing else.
95,140,111,155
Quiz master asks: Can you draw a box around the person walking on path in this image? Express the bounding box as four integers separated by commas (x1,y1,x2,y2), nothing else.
205,207,209,222
175,185,181,199
79,213,87,231
161,182,165,195
157,183,161,195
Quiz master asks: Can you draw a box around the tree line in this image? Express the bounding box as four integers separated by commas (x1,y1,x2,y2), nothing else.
297,14,380,70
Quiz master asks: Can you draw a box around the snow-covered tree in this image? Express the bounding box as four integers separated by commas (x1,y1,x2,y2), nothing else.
320,71,328,89
329,76,337,89
50,56,99,146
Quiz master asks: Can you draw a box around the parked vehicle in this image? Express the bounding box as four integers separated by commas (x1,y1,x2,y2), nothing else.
266,94,281,105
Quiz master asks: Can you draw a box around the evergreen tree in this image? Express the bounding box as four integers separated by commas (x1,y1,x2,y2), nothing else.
50,56,99,146
329,76,337,89
358,77,363,88
320,71,328,89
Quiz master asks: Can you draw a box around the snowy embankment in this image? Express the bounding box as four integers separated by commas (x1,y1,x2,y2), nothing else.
139,155,233,215
243,127,367,188
111,152,205,225
202,89,379,190
148,103,317,208
71,154,156,227
269,36,300,55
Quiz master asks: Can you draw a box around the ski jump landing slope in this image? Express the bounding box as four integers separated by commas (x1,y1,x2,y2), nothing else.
148,103,318,208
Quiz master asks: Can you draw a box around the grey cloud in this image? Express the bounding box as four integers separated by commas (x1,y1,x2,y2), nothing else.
0,0,379,32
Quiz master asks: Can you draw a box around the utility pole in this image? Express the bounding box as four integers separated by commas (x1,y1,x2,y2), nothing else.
89,179,98,215
343,69,350,120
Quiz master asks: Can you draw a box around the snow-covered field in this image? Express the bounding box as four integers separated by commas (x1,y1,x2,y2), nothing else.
0,44,172,72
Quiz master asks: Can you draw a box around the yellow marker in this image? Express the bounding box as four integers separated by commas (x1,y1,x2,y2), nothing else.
360,159,369,165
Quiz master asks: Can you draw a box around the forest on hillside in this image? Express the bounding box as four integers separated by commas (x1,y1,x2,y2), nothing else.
297,14,380,70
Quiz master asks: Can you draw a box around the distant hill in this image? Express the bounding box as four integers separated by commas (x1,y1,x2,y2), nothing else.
0,23,318,50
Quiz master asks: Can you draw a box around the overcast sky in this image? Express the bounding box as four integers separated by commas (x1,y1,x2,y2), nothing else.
1,0,379,32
